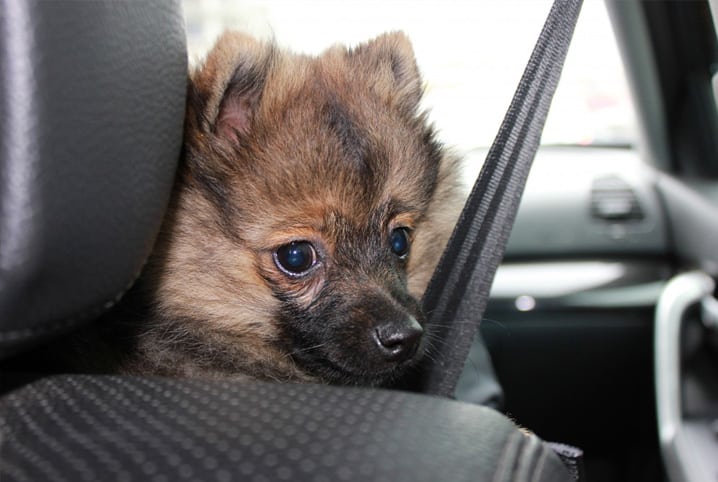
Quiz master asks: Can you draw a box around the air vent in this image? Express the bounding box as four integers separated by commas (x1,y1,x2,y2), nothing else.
590,176,644,221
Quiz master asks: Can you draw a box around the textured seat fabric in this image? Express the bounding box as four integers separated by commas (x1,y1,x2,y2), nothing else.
0,375,573,482
0,1,187,357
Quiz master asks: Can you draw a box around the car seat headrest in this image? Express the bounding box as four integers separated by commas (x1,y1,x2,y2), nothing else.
0,1,187,358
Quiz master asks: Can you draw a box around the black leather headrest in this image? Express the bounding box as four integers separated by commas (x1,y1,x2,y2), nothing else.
0,1,187,357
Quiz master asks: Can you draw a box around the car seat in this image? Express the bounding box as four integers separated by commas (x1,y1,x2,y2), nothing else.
0,2,575,480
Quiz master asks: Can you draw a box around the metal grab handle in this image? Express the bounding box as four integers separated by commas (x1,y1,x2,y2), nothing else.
655,271,715,482
700,295,718,330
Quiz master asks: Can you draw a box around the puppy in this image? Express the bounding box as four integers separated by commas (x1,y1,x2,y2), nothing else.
110,31,463,386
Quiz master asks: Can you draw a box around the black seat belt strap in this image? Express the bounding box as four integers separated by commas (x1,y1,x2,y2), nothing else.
415,0,584,397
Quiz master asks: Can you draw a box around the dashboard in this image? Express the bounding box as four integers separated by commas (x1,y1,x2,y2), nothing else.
457,146,671,464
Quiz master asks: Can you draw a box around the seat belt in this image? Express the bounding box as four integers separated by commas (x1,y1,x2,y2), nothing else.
412,1,585,478
414,0,584,397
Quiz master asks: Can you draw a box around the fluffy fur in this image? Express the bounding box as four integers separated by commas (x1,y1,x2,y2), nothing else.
101,32,463,386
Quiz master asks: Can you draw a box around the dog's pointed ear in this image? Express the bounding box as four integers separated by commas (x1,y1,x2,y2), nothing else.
188,32,273,144
347,31,423,113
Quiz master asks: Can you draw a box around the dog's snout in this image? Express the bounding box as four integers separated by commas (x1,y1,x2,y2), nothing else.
373,317,423,362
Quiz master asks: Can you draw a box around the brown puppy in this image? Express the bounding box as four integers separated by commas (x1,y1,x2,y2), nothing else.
114,31,462,385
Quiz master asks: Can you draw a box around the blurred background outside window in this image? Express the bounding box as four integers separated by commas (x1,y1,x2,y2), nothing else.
183,0,637,173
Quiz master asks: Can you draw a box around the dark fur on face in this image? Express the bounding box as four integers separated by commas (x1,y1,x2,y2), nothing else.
119,32,463,386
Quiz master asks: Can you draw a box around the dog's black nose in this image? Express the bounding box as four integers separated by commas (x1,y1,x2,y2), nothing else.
373,317,423,362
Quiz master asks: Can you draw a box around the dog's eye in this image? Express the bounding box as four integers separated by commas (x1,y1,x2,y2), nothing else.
389,228,410,259
274,241,317,276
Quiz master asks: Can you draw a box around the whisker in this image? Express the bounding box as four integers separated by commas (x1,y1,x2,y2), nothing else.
282,343,327,359
420,347,439,363
426,317,508,330
421,337,441,362
481,317,509,330
427,320,481,326
422,333,450,348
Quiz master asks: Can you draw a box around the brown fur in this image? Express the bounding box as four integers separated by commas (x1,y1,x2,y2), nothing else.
110,31,463,385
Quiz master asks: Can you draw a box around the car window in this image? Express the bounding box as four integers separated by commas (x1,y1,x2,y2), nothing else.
183,0,637,153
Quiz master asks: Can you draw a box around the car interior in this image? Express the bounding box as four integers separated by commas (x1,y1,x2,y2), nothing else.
466,1,718,480
2,1,718,481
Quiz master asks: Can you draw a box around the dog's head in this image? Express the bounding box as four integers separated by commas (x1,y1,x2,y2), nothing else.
154,32,460,385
